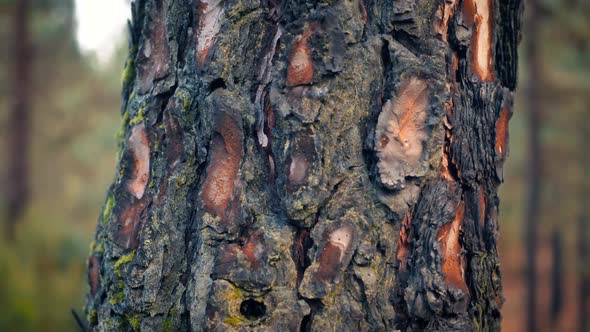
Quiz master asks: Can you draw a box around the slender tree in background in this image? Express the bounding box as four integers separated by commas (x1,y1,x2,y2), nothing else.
524,0,540,330
5,0,32,238
579,119,590,332
84,0,522,330
550,229,563,326
579,211,589,332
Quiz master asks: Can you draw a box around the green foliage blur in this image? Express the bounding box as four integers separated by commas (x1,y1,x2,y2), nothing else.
0,0,587,331
0,0,126,331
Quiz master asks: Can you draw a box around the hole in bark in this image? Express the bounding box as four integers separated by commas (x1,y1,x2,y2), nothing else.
300,313,311,332
380,39,392,100
239,299,266,320
208,78,227,93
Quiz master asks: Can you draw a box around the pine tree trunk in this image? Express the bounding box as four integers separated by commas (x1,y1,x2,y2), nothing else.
84,0,523,330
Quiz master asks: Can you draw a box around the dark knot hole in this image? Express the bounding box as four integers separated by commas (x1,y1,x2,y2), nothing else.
239,299,266,320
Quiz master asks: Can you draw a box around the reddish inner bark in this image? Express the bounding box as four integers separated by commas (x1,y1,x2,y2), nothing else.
463,0,494,81
316,242,343,282
88,255,100,296
127,124,150,200
495,103,510,158
316,225,353,281
479,187,487,228
286,28,315,86
116,198,147,250
201,113,242,222
437,202,468,292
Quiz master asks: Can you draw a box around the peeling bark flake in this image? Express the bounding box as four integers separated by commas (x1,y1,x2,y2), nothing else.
375,77,429,189
195,0,224,67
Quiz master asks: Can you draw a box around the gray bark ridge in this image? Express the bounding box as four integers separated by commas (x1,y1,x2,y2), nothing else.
85,0,522,331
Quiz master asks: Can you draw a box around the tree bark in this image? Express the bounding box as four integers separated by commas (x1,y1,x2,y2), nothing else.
5,0,32,238
84,0,523,331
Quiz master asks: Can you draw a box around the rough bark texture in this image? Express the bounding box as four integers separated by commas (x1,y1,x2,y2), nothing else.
85,0,522,331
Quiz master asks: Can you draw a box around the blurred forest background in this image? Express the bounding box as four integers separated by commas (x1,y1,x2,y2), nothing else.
0,0,588,331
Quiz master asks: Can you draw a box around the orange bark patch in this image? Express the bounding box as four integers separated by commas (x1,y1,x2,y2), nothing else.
396,211,412,272
437,202,468,292
463,0,494,81
240,233,264,268
479,187,486,228
88,255,100,296
195,0,224,67
127,124,150,200
495,103,510,158
316,225,353,281
201,112,242,221
286,27,316,86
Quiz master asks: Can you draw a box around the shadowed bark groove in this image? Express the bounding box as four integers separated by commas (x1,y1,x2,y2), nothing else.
84,0,522,331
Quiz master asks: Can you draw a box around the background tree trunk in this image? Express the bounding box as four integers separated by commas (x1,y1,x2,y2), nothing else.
84,0,522,330
524,0,541,330
5,0,32,238
578,111,590,332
